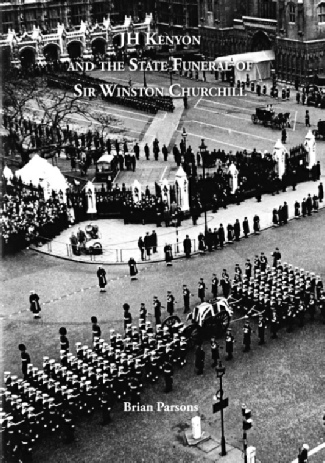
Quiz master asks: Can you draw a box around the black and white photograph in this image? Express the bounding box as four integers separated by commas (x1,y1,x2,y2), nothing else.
1,0,325,462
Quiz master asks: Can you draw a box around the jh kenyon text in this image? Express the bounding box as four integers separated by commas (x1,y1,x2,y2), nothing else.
71,33,252,98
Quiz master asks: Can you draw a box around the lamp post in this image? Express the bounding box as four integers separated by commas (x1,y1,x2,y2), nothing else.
216,360,227,456
201,54,206,82
168,51,173,86
182,127,187,152
143,56,147,88
199,138,208,233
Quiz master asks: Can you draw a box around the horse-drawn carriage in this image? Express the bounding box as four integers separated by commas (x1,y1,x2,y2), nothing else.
312,120,325,140
251,107,290,129
162,297,233,346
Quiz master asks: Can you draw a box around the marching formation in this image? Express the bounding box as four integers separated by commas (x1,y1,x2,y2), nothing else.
1,248,325,462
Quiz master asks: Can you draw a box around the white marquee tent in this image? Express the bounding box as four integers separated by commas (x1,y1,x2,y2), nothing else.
215,50,275,82
15,155,68,200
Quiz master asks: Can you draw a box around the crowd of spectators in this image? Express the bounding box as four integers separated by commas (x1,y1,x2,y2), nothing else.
1,179,68,254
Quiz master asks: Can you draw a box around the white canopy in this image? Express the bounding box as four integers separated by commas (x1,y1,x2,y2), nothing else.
215,50,275,81
15,154,68,199
97,153,114,164
3,166,14,180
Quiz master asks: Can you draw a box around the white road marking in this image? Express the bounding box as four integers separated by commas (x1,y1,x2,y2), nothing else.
182,120,276,142
160,166,168,181
177,130,246,150
200,98,255,112
194,105,252,123
290,442,325,463
194,96,203,109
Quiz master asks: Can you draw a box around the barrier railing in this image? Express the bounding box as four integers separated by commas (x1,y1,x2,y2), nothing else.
33,236,198,263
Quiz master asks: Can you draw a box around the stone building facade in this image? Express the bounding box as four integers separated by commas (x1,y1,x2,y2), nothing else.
198,0,325,84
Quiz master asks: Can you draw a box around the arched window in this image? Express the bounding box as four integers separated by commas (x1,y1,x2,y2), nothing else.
289,3,296,23
318,2,325,22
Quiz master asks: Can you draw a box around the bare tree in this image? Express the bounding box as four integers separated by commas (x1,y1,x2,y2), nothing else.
3,69,125,163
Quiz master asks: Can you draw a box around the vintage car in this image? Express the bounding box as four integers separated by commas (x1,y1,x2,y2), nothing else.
95,152,118,182
162,297,233,345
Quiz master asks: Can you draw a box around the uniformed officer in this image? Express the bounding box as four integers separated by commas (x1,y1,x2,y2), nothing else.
210,337,220,367
260,252,268,272
286,301,295,333
297,302,305,327
18,344,31,380
211,274,219,298
123,304,132,331
139,303,147,324
198,278,206,302
166,291,175,316
163,357,174,393
91,316,101,344
29,291,41,319
61,409,75,442
59,328,69,353
182,285,192,314
153,296,162,325
307,294,316,321
270,310,278,339
319,293,325,324
243,321,252,352
97,266,107,292
298,444,309,463
245,259,252,280
258,314,266,345
225,329,234,360
179,336,188,367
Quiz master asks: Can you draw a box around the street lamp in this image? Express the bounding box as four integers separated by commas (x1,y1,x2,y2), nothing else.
141,55,147,88
175,180,179,253
199,138,208,233
182,127,187,151
216,360,227,456
168,51,173,86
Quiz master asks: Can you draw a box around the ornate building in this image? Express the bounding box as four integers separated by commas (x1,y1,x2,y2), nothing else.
198,0,325,84
0,13,154,65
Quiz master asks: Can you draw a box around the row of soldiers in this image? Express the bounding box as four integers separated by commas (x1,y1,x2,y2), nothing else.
4,115,133,156
231,258,325,336
1,317,189,462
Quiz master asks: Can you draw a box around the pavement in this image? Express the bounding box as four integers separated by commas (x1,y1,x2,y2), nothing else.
33,174,325,264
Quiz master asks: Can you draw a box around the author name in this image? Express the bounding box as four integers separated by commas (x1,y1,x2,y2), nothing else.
124,402,199,412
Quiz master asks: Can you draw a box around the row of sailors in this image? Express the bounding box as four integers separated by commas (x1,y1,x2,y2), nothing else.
231,265,325,324
1,322,188,460
231,263,323,297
